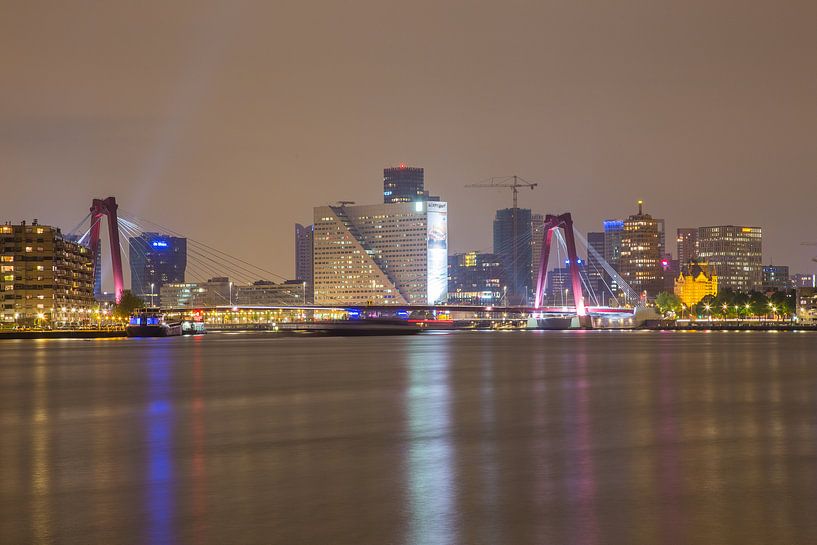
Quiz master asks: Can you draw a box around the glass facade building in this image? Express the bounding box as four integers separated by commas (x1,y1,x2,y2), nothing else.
696,226,762,292
128,232,187,303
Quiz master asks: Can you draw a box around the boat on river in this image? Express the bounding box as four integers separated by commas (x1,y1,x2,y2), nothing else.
126,310,206,337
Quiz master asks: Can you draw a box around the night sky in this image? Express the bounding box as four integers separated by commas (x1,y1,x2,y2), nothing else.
2,1,816,288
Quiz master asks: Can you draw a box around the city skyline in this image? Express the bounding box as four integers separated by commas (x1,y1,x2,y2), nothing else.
2,1,815,285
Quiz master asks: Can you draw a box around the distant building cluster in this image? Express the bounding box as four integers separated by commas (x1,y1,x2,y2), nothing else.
3,163,815,327
308,166,447,305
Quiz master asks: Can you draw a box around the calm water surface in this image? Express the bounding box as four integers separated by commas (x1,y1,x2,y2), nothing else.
1,331,817,545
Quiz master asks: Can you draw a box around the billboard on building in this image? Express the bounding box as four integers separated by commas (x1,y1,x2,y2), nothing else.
427,201,448,304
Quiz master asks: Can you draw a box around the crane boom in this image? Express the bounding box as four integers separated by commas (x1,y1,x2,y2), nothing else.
465,175,538,210
803,242,817,262
465,175,539,304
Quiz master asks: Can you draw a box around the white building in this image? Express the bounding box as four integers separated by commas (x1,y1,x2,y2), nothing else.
234,281,303,306
313,201,448,305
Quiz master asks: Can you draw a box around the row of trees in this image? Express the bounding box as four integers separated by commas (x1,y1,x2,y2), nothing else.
655,288,795,319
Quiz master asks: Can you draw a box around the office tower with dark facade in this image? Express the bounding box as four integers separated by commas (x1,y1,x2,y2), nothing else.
677,228,698,264
383,165,425,203
586,231,611,304
295,223,314,303
544,260,591,306
762,265,789,291
619,201,663,299
448,252,506,304
696,226,762,291
530,213,545,290
128,232,187,303
493,207,532,304
602,220,624,297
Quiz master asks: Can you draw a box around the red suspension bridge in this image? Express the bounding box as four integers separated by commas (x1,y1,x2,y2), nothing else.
73,196,637,324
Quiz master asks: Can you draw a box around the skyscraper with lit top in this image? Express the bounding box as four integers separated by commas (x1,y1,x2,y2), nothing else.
128,232,187,303
383,164,425,203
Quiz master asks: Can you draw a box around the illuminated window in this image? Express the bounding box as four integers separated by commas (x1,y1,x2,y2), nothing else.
25,247,32,253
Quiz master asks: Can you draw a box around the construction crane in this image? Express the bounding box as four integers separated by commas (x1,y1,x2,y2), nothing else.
465,175,538,303
802,242,817,263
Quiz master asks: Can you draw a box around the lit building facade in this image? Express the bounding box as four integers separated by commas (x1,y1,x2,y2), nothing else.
159,277,232,308
128,232,187,301
159,282,202,308
792,273,817,289
448,252,505,305
295,223,314,303
618,201,663,298
1,221,94,324
677,228,697,264
674,260,718,307
234,281,303,306
796,287,817,323
696,225,762,292
493,207,532,304
313,201,448,305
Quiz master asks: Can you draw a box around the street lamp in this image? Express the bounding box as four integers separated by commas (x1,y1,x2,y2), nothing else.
229,281,233,305
150,282,155,307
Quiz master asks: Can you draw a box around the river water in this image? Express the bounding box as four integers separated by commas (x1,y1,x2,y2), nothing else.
1,331,817,545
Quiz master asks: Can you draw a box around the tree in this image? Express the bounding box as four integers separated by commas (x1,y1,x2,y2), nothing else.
769,290,795,319
695,294,717,318
747,291,769,317
655,292,682,317
113,290,145,318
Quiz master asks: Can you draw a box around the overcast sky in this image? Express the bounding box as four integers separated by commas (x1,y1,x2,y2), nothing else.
2,0,816,288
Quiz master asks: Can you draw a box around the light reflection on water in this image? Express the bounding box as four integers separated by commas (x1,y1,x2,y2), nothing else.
405,344,456,545
1,331,817,545
31,349,50,545
144,345,175,545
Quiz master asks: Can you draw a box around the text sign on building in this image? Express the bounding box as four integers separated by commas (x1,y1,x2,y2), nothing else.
427,201,448,304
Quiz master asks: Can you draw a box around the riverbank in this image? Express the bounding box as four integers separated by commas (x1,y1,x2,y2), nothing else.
0,330,126,340
643,320,817,331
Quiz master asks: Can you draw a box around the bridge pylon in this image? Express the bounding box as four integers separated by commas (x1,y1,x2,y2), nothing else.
89,197,125,303
533,212,591,328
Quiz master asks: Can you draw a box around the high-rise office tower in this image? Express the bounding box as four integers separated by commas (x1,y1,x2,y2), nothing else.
696,226,762,291
619,201,663,298
603,219,624,297
313,201,448,305
677,228,698,264
493,207,532,304
383,165,425,204
294,223,314,303
530,213,545,291
128,232,187,303
586,231,610,304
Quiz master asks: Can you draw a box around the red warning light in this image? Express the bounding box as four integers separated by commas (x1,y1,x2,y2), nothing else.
399,163,406,169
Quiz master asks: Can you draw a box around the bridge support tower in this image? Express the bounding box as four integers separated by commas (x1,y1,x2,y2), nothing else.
89,197,125,303
533,212,592,328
